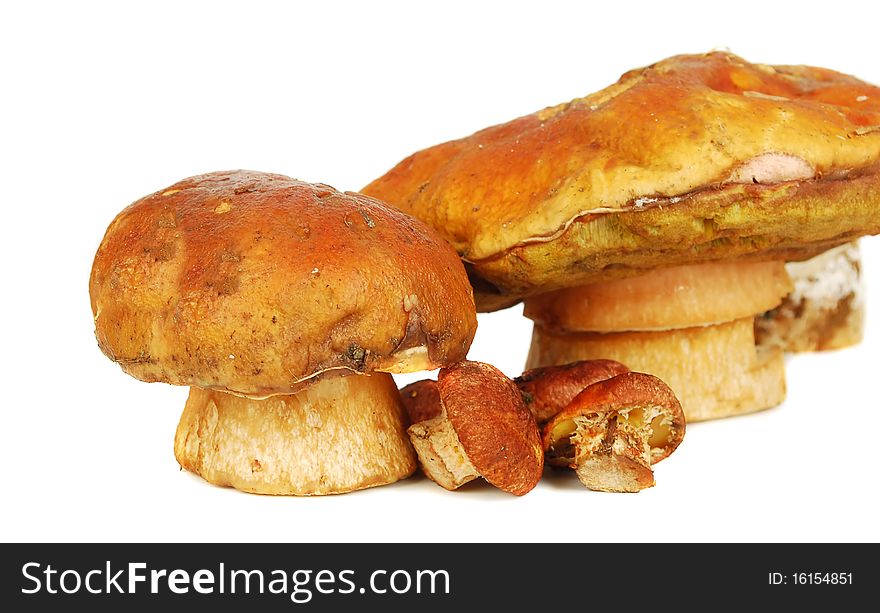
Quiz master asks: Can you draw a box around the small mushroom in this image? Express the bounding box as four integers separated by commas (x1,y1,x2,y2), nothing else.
400,379,442,423
514,359,631,425
543,372,685,493
404,361,544,496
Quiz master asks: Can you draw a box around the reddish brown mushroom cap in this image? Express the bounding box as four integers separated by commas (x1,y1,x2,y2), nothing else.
438,361,544,495
543,372,686,464
515,359,631,424
400,379,442,424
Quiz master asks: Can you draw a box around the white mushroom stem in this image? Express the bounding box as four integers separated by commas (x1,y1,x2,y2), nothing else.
174,372,416,495
524,260,791,422
407,411,479,490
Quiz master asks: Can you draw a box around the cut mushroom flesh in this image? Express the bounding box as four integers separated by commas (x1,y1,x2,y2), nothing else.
408,409,480,490
543,373,684,493
547,405,672,466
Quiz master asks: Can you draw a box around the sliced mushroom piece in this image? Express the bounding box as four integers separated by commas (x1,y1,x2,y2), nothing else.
523,261,793,334
405,361,544,496
543,372,685,493
514,359,631,425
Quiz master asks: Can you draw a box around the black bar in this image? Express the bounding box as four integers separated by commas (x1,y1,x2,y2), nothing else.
1,544,874,610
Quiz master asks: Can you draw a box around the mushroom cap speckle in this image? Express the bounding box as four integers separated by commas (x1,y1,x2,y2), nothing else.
90,170,477,397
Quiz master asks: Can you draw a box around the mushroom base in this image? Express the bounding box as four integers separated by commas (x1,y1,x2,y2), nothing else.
527,318,786,422
174,373,417,495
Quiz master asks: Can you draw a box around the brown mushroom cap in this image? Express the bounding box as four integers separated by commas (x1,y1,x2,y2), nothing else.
400,379,442,423
515,359,631,424
543,372,686,464
363,52,880,309
438,361,543,495
90,170,477,397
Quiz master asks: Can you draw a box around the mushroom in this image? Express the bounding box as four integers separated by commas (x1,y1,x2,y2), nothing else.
361,51,880,423
543,372,685,493
400,379,442,424
90,170,477,495
514,359,631,425
403,361,543,495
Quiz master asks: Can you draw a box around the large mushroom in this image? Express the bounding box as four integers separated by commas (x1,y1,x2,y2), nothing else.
362,51,880,422
90,170,477,495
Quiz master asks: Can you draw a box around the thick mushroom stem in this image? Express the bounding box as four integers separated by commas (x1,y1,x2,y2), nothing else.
527,318,785,422
524,260,792,422
524,261,794,334
174,372,416,495
407,410,480,490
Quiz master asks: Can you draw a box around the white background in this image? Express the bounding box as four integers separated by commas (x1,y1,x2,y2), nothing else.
2,1,878,543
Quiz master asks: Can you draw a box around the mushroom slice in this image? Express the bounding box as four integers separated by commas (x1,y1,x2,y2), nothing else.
523,260,793,334
514,359,631,425
543,372,685,493
405,361,544,496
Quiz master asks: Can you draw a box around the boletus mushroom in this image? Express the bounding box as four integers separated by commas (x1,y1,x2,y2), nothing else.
543,372,685,493
90,170,477,495
402,361,543,496
514,359,631,426
361,51,880,423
